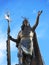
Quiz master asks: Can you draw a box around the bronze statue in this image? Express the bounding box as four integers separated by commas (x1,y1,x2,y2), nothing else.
9,11,44,65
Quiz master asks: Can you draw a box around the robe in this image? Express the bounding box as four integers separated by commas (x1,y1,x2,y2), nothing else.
31,31,44,65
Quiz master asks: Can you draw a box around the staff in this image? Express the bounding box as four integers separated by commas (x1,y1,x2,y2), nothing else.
5,12,11,65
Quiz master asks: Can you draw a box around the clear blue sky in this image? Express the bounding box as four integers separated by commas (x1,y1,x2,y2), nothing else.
0,0,49,65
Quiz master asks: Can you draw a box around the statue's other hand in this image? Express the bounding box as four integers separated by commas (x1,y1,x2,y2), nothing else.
9,35,12,39
38,10,43,16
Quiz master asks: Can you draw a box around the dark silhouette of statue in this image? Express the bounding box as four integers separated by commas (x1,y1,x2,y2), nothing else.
9,11,44,65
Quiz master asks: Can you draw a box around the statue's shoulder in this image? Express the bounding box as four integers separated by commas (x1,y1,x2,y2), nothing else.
18,30,22,36
18,30,21,34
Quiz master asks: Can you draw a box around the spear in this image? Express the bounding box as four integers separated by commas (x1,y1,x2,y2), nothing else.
5,12,11,65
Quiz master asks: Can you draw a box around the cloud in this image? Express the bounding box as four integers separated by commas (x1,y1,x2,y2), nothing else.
0,31,7,64
37,29,45,38
0,29,18,65
0,50,7,65
0,40,6,51
0,12,5,21
0,31,6,50
0,51,4,60
36,24,48,39
32,9,37,14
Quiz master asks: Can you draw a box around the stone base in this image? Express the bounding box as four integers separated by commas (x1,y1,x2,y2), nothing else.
15,64,22,65
15,64,19,65
15,64,23,65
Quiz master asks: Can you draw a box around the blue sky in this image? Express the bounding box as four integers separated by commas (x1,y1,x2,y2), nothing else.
0,0,49,65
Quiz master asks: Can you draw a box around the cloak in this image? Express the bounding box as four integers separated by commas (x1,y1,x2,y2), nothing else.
32,31,44,65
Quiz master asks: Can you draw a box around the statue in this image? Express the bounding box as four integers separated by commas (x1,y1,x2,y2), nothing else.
9,11,44,65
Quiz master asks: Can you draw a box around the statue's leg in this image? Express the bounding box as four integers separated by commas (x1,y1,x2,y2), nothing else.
22,53,32,65
22,52,26,65
26,54,32,65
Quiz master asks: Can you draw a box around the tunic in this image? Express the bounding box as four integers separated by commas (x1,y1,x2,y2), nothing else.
18,26,34,55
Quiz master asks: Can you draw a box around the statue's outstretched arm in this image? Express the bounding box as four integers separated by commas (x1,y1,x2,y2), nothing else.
9,35,20,47
9,35,16,42
10,36,20,42
9,31,21,47
32,11,42,31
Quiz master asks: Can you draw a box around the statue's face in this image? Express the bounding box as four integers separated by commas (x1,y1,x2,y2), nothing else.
23,19,29,26
24,21,28,26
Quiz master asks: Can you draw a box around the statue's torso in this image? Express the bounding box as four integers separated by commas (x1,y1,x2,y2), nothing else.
19,26,34,55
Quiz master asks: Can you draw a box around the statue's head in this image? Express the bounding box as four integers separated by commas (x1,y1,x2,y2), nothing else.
21,18,30,30
23,18,29,26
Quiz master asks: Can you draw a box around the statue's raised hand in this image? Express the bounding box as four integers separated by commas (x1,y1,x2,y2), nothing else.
38,10,42,16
